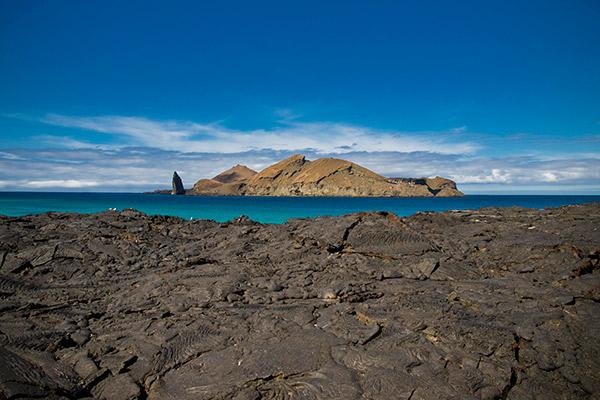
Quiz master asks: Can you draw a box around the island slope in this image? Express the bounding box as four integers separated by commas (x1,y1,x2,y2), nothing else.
178,154,463,197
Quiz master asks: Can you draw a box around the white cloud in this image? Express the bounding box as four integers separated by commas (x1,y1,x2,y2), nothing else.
40,114,479,155
23,180,100,189
35,135,119,150
0,152,26,161
450,168,512,183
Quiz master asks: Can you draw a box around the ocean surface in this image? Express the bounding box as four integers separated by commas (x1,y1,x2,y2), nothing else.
0,192,598,224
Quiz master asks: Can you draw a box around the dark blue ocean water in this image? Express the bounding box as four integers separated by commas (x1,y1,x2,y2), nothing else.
1,192,598,224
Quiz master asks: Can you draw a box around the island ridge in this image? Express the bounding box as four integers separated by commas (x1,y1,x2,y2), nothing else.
155,154,463,197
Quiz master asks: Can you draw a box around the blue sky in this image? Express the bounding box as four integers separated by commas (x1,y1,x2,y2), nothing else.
0,0,599,193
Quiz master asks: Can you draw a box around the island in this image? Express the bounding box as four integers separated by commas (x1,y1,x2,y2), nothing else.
150,154,463,197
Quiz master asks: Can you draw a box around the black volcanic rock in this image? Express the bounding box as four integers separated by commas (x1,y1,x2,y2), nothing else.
171,171,185,195
0,203,598,399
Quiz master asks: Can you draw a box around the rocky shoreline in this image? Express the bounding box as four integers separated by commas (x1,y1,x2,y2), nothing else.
0,203,599,399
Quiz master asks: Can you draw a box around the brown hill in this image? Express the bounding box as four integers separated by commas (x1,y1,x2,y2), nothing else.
189,154,463,197
191,165,257,194
192,178,223,193
213,164,257,183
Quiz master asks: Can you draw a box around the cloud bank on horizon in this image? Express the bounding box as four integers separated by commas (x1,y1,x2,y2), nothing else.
0,113,598,194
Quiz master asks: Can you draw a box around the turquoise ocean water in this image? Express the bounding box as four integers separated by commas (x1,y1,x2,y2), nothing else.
0,192,598,224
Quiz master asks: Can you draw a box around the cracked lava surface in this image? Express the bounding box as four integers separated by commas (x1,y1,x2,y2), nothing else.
0,203,599,399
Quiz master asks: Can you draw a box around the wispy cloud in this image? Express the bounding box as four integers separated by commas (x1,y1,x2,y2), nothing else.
40,114,479,155
23,180,101,189
35,135,119,151
0,151,27,161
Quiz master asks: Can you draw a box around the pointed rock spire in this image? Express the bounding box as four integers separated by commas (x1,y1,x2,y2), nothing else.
171,171,185,195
